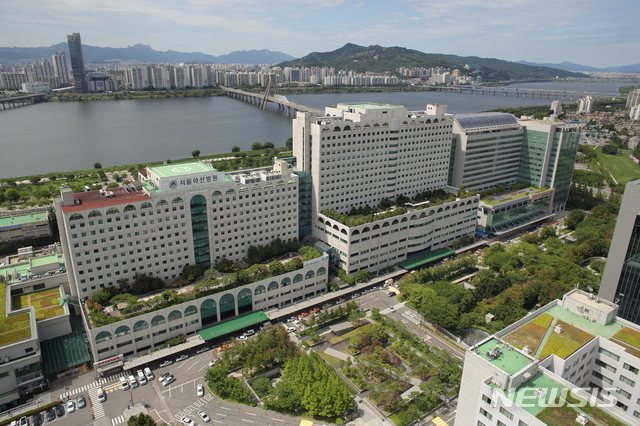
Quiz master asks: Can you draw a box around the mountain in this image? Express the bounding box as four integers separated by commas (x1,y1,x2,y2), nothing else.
0,43,295,64
517,60,640,74
278,44,590,80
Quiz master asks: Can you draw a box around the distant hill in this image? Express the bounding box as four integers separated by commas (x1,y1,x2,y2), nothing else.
517,60,640,74
0,43,295,65
279,44,588,80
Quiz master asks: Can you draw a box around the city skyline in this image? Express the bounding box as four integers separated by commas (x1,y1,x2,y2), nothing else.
1,0,638,69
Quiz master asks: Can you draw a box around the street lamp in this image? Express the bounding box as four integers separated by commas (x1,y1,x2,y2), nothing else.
130,389,134,407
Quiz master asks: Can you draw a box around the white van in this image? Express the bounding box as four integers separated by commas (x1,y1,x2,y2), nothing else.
144,367,154,381
137,370,147,385
128,375,138,388
120,376,129,391
244,329,255,336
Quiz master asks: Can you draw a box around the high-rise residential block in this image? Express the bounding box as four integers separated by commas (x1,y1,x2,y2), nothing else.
52,51,69,84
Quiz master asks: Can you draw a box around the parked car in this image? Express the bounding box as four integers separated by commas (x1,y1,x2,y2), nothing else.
19,417,28,426
120,376,130,391
176,354,189,362
55,404,65,417
144,367,154,381
45,408,55,422
196,346,209,354
197,384,204,397
66,399,76,413
198,410,211,422
159,372,172,382
97,387,106,403
31,413,42,426
180,416,196,426
389,305,395,312
159,360,173,367
286,326,296,333
336,299,345,304
76,395,86,409
161,375,175,386
137,370,147,385
208,360,216,367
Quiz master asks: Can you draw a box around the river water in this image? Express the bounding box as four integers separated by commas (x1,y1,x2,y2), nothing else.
0,82,628,179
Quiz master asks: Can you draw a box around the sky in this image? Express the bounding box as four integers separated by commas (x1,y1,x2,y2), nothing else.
2,0,639,68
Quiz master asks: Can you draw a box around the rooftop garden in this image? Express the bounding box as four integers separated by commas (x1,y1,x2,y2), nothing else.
610,327,640,358
0,282,32,347
479,182,550,206
538,319,594,360
322,188,474,227
536,392,628,426
86,240,323,328
504,313,553,355
11,287,65,321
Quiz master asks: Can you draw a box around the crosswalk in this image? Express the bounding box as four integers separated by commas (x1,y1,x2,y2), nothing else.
111,414,126,426
402,310,422,325
59,382,97,399
97,371,127,385
432,416,449,426
88,387,105,419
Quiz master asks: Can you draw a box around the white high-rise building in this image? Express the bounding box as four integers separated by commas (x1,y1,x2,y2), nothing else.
577,95,594,113
458,289,640,426
52,52,69,84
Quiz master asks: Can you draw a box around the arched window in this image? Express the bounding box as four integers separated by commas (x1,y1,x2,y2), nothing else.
239,187,248,192
268,281,278,291
141,202,152,209
212,191,222,198
114,325,131,338
281,277,291,287
168,310,182,321
372,224,380,230
172,197,184,204
254,285,266,295
352,230,360,236
401,217,408,222
88,211,102,218
69,213,84,221
264,183,273,188
252,185,261,191
219,294,235,320
392,219,399,225
318,218,325,224
333,224,339,230
133,320,148,332
124,205,136,212
364,124,371,129
354,125,361,130
151,315,166,326
305,270,315,279
184,305,198,317
156,199,168,206
238,288,252,314
382,222,390,228
95,331,112,343
344,125,351,131
293,274,303,283
411,215,418,220
362,227,370,233
341,229,347,235
333,126,342,132
201,299,217,326
226,188,236,195
106,207,119,215
317,267,326,276
373,123,380,128
276,180,285,186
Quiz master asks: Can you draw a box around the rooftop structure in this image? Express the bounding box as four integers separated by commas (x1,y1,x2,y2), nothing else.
0,211,51,243
458,289,640,425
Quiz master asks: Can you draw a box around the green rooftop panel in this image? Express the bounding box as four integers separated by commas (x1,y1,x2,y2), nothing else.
198,311,269,341
0,212,47,228
0,282,32,347
398,248,454,270
149,161,215,178
477,338,532,375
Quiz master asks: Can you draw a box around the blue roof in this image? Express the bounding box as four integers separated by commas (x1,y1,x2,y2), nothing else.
454,113,519,129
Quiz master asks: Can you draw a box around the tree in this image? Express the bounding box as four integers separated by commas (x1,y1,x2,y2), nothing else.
565,210,586,230
231,146,241,152
602,145,618,155
192,149,201,157
93,162,102,169
263,142,275,149
251,142,263,151
285,137,293,150
127,413,156,426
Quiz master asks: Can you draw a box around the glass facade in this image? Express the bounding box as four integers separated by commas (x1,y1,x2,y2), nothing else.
190,195,210,267
616,215,640,324
485,197,552,234
518,129,548,186
547,130,579,211
67,33,87,93
298,171,312,238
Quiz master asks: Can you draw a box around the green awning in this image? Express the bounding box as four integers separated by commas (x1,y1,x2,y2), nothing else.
198,311,269,341
397,248,455,270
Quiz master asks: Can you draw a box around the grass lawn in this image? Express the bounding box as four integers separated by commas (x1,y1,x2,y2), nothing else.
594,147,640,185
12,287,65,321
0,282,32,346
504,313,553,353
329,327,360,345
611,327,640,358
538,320,593,360
318,352,344,367
538,395,628,426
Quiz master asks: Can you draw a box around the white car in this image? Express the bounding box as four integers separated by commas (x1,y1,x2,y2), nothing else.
159,360,172,368
180,417,196,426
97,387,106,403
196,346,209,354
176,354,189,362
197,384,204,397
66,399,76,413
286,326,296,333
198,410,211,422
208,360,216,367
161,375,175,386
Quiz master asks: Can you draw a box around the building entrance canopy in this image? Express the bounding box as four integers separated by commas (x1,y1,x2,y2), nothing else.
398,248,455,270
198,311,269,341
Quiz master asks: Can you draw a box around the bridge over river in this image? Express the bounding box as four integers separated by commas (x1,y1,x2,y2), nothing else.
0,93,47,110
435,85,622,100
220,85,322,116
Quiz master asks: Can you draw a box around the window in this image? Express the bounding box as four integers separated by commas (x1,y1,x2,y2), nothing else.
599,347,620,361
499,407,513,420
624,363,639,375
479,408,492,420
621,375,636,387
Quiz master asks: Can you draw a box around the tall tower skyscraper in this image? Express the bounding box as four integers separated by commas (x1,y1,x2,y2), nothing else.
52,51,70,85
599,179,640,325
67,33,87,93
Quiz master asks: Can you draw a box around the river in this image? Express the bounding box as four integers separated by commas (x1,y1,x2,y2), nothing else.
0,82,629,179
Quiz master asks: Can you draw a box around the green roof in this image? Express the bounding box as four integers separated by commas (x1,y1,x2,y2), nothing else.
12,287,65,321
31,254,61,268
0,212,47,228
198,311,269,341
0,282,32,347
148,161,215,178
40,316,90,375
398,248,454,270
